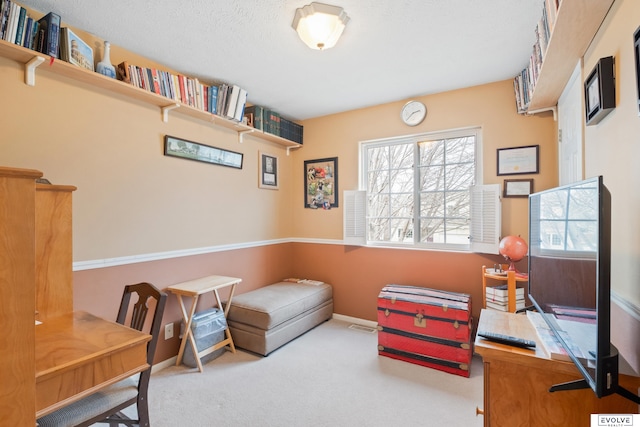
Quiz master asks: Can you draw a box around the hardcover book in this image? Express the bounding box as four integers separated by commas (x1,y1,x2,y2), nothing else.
60,27,93,71
37,11,61,58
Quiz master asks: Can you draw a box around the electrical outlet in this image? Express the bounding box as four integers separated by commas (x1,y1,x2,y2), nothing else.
164,323,174,340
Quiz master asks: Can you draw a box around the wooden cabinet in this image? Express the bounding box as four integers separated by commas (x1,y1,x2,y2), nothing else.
481,265,528,313
0,166,42,426
0,39,301,154
475,309,640,426
0,166,78,425
520,0,615,112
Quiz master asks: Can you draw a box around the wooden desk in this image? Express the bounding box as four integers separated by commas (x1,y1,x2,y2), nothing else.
475,309,640,426
168,275,242,372
35,311,151,418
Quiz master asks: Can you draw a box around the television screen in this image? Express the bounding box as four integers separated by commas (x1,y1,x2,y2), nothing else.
528,176,617,397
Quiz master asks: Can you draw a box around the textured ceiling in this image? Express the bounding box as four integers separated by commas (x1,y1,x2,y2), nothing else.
18,0,542,121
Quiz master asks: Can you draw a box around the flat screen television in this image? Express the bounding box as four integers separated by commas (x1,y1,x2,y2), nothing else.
527,176,636,400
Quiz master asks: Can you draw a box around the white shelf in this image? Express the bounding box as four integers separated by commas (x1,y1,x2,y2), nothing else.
0,39,302,153
526,0,615,111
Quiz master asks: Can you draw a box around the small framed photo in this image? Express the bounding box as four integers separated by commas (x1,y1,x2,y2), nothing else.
503,179,533,198
584,56,616,126
497,145,539,176
60,27,94,71
259,151,278,189
304,157,338,208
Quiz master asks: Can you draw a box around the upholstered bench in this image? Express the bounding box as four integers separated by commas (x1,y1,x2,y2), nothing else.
226,281,333,356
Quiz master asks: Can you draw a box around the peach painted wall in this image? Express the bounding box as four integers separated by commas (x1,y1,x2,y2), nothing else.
289,242,523,323
291,79,558,242
73,244,294,363
580,0,640,373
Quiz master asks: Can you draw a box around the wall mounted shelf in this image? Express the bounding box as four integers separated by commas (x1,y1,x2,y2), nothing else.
0,39,302,154
525,0,615,111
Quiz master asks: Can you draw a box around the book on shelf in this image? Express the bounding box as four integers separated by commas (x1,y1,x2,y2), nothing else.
37,11,61,58
59,27,93,71
4,1,19,44
244,105,264,131
209,85,218,114
234,87,248,122
225,84,240,119
13,4,24,45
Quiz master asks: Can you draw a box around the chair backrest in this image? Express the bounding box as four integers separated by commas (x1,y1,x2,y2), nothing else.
116,282,167,366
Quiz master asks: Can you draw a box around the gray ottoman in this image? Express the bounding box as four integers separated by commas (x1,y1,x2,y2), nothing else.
227,281,333,356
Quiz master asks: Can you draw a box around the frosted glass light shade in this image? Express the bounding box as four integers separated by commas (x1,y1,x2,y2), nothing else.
292,3,349,50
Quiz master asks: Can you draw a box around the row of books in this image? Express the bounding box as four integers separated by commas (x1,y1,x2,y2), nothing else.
485,284,525,312
117,62,247,122
514,0,562,113
244,105,303,145
0,1,60,57
2,2,299,141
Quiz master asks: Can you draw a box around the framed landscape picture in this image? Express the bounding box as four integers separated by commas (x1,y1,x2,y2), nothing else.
60,27,94,71
164,135,243,169
304,157,338,209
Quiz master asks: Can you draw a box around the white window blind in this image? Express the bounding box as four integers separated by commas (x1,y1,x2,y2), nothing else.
469,184,501,254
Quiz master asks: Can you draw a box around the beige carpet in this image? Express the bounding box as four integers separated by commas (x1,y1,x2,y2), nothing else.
145,318,484,427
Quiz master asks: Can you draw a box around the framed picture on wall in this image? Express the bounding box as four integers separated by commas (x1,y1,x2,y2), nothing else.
259,151,279,189
497,145,539,176
503,179,533,198
584,56,616,126
164,135,243,169
304,157,338,209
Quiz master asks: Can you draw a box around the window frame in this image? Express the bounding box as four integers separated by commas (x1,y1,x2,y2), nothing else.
359,126,483,251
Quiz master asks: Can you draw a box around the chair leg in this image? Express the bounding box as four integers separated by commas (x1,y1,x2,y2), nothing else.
138,395,150,427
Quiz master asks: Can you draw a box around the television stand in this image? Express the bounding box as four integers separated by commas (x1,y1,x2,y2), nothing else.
475,310,640,426
549,378,590,392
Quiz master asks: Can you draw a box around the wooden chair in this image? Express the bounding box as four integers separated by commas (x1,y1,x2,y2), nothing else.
37,282,167,427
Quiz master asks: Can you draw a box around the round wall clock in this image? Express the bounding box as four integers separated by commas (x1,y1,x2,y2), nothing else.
400,100,427,126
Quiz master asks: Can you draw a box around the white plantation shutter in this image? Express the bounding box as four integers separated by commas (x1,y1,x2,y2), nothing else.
343,190,366,245
470,184,501,254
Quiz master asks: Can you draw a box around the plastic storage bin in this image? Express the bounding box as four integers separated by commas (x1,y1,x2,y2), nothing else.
181,308,227,367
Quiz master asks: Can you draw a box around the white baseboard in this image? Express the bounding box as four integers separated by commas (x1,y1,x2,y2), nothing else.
332,313,378,329
152,356,177,373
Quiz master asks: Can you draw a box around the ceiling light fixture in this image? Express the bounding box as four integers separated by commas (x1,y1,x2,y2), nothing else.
292,2,349,50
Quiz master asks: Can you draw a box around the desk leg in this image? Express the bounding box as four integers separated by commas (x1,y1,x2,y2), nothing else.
175,294,204,372
213,286,236,353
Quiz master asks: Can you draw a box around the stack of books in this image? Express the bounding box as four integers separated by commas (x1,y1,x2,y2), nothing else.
485,284,525,311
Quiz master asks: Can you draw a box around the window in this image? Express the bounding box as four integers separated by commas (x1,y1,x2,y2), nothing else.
360,127,482,250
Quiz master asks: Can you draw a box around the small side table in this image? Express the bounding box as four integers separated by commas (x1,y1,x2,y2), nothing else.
168,275,242,372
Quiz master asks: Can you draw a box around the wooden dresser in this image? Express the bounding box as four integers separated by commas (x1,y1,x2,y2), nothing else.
475,309,640,426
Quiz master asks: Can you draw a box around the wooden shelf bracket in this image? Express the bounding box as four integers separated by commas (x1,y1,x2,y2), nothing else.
25,56,45,86
526,106,557,121
161,104,180,122
286,145,301,156
238,129,255,143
